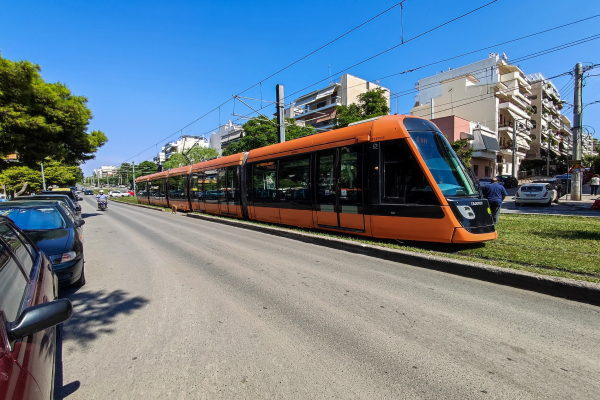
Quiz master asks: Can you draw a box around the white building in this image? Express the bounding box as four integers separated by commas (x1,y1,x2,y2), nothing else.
285,73,390,131
154,135,209,166
411,53,534,177
93,165,117,178
209,120,244,155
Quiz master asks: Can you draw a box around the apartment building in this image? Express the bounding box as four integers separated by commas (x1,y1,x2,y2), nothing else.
154,135,209,166
208,120,245,155
93,165,117,178
524,74,574,168
284,74,390,131
411,53,533,177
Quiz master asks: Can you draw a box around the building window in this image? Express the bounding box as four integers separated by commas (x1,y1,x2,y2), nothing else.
473,164,479,177
316,101,326,109
485,166,490,176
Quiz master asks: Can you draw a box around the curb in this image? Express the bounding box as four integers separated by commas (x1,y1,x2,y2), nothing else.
185,213,600,307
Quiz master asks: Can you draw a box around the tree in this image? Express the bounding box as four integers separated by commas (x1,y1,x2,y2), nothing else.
333,88,390,129
136,161,157,177
222,116,315,156
0,55,108,169
162,153,188,170
0,166,42,195
43,160,83,186
450,139,475,167
187,146,219,163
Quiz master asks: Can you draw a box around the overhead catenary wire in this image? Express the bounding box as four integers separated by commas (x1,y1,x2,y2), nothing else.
118,1,493,165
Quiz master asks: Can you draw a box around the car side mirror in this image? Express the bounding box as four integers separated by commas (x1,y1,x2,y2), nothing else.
75,219,86,228
6,299,72,342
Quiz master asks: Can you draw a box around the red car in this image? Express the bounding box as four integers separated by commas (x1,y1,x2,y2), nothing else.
128,190,135,196
0,216,73,400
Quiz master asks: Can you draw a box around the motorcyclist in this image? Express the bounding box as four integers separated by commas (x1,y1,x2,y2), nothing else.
96,190,109,209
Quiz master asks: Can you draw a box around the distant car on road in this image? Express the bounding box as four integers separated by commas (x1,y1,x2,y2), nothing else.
515,183,558,206
477,177,505,187
496,175,519,188
0,200,86,287
84,189,94,195
0,215,73,400
109,191,130,197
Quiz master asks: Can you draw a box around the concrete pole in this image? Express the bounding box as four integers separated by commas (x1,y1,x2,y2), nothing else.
571,63,583,200
132,162,136,192
276,84,285,144
547,131,551,176
41,162,46,191
512,119,517,178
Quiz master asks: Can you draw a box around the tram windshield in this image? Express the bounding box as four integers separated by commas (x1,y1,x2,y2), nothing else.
408,130,477,197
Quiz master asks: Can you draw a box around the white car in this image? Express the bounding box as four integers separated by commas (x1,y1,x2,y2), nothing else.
109,190,128,197
515,183,558,206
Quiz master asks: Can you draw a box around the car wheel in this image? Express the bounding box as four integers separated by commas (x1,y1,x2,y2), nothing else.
515,202,521,207
73,265,86,287
545,198,552,207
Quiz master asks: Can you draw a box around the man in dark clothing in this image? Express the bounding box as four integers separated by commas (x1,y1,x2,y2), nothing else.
481,177,508,225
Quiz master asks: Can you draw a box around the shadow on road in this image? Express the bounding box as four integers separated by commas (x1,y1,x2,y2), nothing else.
59,288,149,346
53,325,80,400
81,212,104,218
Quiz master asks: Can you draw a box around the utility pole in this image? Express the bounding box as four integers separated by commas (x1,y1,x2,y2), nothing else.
41,162,46,191
132,162,136,192
571,63,583,200
276,84,285,144
546,130,551,176
512,119,517,178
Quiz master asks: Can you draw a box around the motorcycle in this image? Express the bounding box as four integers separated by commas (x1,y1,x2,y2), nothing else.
98,200,107,211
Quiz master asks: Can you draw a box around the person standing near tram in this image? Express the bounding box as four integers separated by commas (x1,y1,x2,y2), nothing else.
481,177,507,225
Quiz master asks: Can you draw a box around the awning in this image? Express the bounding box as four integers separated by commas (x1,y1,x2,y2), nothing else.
295,94,317,107
472,131,486,151
482,135,500,151
460,131,474,140
315,84,337,100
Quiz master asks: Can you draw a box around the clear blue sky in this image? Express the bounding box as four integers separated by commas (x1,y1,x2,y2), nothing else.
2,0,599,175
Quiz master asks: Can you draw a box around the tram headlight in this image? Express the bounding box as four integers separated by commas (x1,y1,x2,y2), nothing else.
458,205,476,220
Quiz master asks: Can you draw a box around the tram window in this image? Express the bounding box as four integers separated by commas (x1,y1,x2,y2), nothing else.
190,172,204,201
204,170,218,203
135,182,147,197
408,131,477,196
224,166,238,204
316,152,335,205
278,156,310,203
169,175,187,199
382,140,439,205
340,147,362,205
158,179,166,197
253,161,277,201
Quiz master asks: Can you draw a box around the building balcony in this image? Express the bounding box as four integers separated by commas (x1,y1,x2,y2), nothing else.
499,100,530,120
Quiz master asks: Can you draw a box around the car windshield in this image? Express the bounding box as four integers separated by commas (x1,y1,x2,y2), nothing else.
408,131,478,197
0,207,67,230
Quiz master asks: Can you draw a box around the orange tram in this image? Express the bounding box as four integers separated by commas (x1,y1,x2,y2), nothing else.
135,115,497,243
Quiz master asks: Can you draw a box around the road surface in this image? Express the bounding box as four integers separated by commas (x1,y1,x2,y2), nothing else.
55,196,600,399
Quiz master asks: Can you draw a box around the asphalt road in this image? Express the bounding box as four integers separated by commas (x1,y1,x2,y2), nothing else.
55,196,600,399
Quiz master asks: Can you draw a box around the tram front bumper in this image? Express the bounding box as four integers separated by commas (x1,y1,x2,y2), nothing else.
451,227,497,243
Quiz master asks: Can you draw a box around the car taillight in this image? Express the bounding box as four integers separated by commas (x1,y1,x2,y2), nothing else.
516,192,520,197
542,191,548,198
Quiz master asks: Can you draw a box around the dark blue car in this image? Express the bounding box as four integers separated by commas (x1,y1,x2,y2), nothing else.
0,200,86,288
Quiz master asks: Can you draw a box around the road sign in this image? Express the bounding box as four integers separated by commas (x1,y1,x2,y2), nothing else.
569,160,582,165
569,164,584,173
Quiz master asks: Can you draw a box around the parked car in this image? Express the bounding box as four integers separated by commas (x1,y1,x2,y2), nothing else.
515,183,558,206
127,190,135,196
40,190,82,202
0,216,73,400
532,179,566,198
477,177,505,187
84,189,94,195
0,200,86,287
15,195,82,217
495,175,519,188
109,190,129,197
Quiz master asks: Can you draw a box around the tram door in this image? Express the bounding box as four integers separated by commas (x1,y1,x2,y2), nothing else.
220,166,237,215
316,146,364,231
